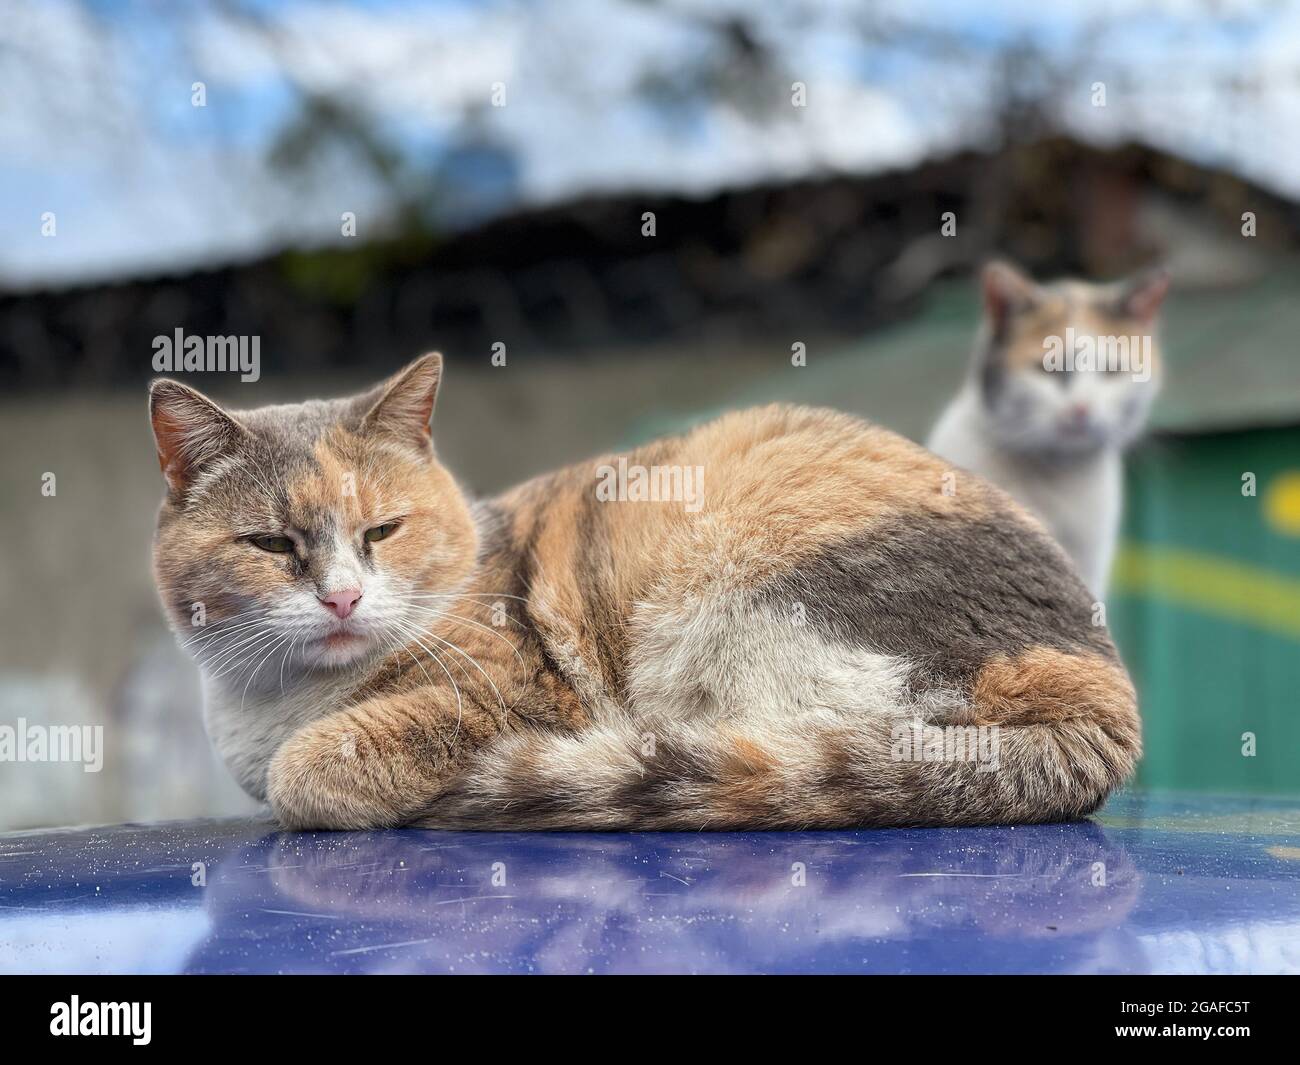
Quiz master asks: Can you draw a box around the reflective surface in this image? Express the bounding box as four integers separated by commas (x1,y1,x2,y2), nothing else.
1,793,1298,974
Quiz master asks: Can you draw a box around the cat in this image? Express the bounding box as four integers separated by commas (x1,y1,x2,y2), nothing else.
928,261,1169,596
149,353,1140,831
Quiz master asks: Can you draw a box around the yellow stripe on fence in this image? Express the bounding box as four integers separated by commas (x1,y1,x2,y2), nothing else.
1112,544,1300,641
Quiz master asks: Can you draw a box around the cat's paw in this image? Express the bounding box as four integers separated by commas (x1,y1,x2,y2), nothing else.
266,713,406,831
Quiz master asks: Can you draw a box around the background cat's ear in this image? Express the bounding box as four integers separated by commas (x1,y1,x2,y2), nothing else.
1118,268,1170,324
361,352,443,450
981,260,1040,333
149,379,248,496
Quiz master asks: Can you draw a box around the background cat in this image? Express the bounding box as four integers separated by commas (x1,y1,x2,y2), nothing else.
927,261,1170,595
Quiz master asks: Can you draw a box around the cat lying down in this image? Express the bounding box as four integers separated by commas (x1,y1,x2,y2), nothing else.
149,355,1140,831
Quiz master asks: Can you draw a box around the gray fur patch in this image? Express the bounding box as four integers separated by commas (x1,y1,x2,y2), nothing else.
759,511,1114,692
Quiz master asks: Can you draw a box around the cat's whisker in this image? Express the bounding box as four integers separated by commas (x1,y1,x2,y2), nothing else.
412,624,511,729
403,592,530,602
208,640,274,685
186,613,276,653
384,629,431,689
381,624,438,694
201,633,266,676
240,630,296,712
202,625,276,671
186,626,272,663
401,598,527,630
206,627,280,681
180,611,269,650
394,624,466,741
397,602,528,670
278,634,301,695
388,620,465,746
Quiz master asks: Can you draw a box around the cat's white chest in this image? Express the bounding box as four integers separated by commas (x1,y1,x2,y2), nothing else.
1009,455,1121,589
202,673,350,800
928,395,1121,594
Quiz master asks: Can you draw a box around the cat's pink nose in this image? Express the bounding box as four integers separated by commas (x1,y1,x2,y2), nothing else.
319,588,362,619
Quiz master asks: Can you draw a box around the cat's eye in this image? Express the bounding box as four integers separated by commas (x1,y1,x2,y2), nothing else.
365,521,400,543
250,534,295,553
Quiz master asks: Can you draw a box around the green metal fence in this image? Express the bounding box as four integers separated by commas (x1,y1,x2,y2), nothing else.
1111,427,1300,795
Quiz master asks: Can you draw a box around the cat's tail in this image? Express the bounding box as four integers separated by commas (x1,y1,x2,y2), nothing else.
419,650,1141,830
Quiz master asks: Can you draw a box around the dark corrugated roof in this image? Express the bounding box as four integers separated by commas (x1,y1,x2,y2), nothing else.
634,266,1300,444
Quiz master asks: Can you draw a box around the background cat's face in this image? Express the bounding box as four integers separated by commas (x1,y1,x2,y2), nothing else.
150,355,477,680
974,262,1168,457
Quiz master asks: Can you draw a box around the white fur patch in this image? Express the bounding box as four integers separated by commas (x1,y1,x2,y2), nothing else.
626,589,920,726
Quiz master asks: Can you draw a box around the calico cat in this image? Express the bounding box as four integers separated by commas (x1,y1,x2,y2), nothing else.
928,261,1169,595
150,354,1140,831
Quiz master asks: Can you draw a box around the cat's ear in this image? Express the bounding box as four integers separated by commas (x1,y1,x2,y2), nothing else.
149,379,248,496
980,260,1040,333
360,352,443,451
1118,268,1170,324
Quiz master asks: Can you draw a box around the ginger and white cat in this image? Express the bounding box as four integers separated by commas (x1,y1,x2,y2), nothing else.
928,261,1169,595
150,355,1140,830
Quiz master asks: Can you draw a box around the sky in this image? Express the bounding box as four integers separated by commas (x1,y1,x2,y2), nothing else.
1,0,1298,287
